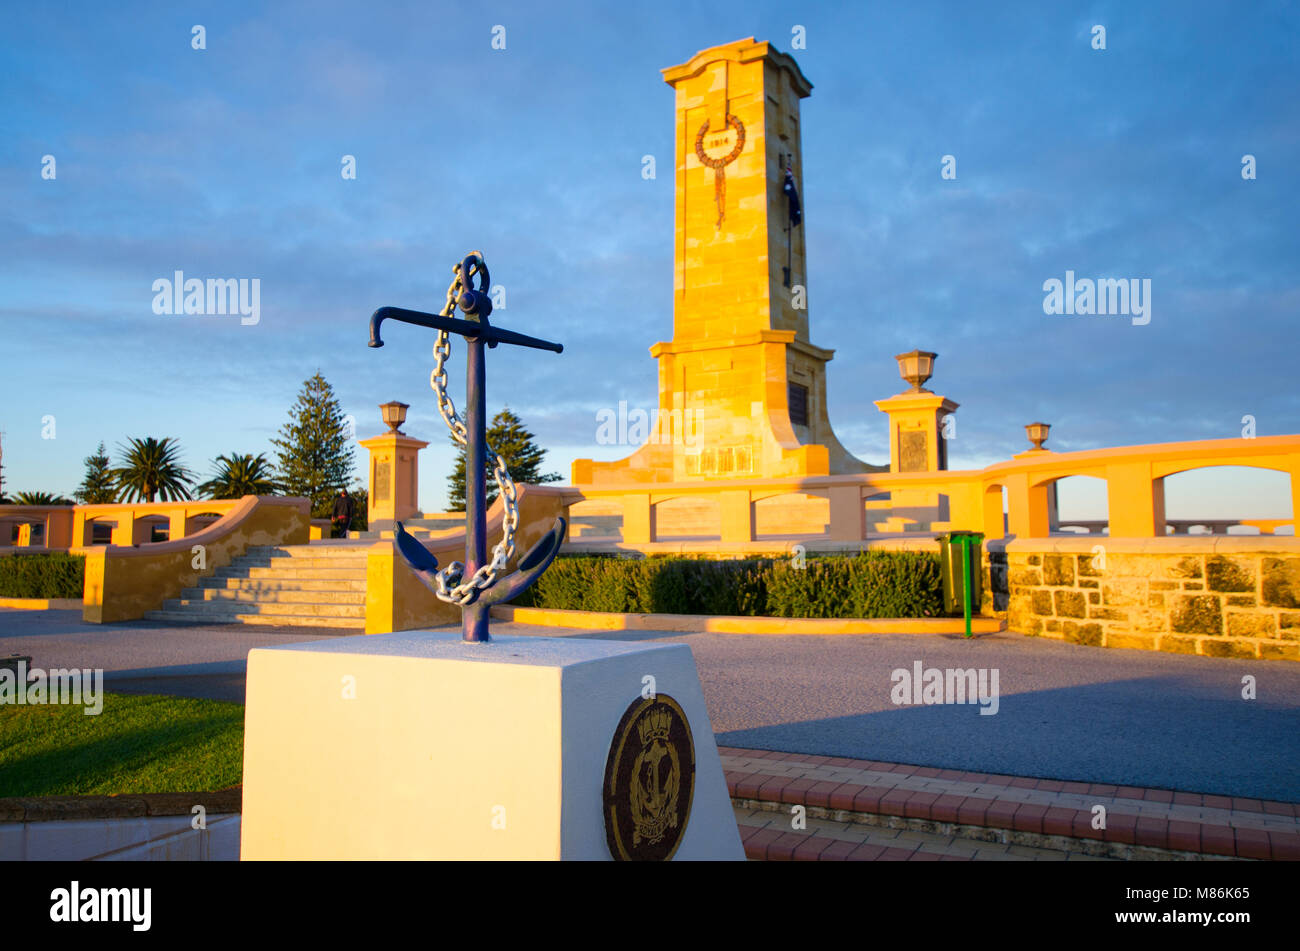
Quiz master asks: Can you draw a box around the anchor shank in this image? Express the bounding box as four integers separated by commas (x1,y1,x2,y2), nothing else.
463,334,491,643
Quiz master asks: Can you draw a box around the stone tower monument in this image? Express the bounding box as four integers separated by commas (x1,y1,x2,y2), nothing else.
573,37,880,485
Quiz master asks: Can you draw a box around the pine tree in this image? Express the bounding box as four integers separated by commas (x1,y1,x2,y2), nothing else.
446,407,561,512
74,441,119,504
271,372,355,518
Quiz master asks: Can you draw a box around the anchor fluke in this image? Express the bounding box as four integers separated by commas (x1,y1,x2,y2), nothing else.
395,520,440,573
480,517,567,607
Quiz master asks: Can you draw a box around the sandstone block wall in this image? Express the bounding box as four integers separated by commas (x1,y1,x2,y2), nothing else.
986,539,1300,661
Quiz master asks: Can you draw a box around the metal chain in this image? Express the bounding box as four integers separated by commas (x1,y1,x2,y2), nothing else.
426,255,519,605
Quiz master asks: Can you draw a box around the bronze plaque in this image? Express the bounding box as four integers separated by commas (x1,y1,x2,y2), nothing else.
603,694,695,861
374,461,391,501
899,430,929,472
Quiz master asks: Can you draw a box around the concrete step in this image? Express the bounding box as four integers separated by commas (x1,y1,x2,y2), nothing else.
232,555,368,570
180,587,366,605
218,566,368,581
160,598,364,619
197,576,367,593
348,529,437,540
245,545,372,559
142,610,363,629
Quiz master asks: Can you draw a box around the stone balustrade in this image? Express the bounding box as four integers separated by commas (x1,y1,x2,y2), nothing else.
0,499,244,550
563,435,1300,546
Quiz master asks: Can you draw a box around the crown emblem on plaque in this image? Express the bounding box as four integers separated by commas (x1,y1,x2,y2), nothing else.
637,706,673,746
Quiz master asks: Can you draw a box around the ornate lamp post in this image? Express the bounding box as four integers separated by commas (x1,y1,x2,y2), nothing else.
895,350,938,393
1025,422,1051,451
379,401,409,434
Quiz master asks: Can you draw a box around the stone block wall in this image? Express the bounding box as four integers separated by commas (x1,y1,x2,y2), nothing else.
986,538,1300,661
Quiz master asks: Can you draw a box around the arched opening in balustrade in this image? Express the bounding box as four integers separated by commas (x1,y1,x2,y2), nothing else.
1,519,29,545
1048,475,1109,536
754,492,829,540
139,515,170,543
565,498,624,542
186,512,227,538
2,519,45,545
864,491,892,535
653,495,721,541
80,516,117,545
1160,465,1293,536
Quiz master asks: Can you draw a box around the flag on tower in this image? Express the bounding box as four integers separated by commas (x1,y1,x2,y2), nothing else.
783,165,802,227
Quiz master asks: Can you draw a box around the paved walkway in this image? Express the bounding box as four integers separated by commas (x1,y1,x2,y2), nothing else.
732,805,1110,860
723,748,1300,860
5,610,1299,801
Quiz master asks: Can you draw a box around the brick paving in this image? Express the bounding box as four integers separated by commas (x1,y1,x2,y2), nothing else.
732,805,1112,861
721,747,1300,861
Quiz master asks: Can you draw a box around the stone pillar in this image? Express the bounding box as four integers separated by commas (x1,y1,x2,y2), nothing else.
1106,461,1164,537
981,484,1006,540
110,511,134,546
359,430,429,533
71,509,89,547
44,509,73,549
1005,471,1052,538
1285,454,1300,537
874,389,958,532
168,511,190,544
874,391,958,474
623,494,653,544
827,485,865,541
719,489,753,543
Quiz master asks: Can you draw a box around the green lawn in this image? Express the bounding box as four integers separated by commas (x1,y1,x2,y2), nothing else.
0,694,244,797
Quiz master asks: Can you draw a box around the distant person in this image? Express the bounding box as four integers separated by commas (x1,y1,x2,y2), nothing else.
331,489,355,538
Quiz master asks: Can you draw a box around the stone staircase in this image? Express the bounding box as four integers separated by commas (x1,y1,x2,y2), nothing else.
143,543,368,629
348,513,464,541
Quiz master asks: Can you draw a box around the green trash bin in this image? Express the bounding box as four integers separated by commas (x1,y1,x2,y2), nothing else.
938,531,984,638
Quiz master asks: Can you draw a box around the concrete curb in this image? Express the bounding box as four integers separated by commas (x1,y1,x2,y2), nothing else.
490,605,1004,635
0,598,82,610
0,788,241,822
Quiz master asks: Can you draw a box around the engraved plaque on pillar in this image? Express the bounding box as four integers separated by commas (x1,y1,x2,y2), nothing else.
898,431,928,473
375,461,391,502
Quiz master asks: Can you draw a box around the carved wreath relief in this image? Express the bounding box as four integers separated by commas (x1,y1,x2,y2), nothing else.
695,114,746,230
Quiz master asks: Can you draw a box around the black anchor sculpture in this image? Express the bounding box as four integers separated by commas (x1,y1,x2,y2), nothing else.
368,252,566,642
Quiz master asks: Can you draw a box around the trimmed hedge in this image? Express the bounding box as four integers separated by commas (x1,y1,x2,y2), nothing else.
512,551,944,619
0,553,85,599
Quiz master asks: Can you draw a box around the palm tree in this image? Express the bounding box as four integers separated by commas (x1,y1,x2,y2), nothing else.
11,490,74,505
111,437,195,503
197,452,280,499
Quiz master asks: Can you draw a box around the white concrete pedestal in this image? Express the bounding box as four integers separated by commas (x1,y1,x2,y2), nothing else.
240,630,743,860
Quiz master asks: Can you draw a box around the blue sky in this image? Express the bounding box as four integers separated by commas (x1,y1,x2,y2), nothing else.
1,0,1297,518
